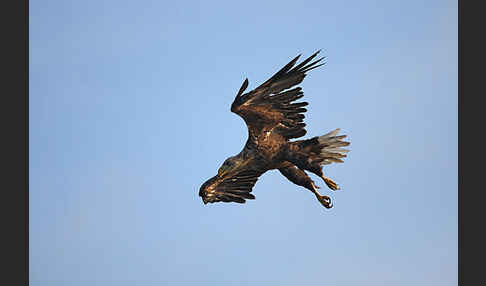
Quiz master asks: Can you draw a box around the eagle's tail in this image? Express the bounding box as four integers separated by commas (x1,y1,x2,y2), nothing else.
316,128,350,165
288,128,350,190
293,128,350,166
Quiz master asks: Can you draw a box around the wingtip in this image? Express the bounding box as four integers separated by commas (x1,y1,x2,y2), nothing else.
243,77,249,88
291,53,302,64
236,77,249,98
312,49,321,57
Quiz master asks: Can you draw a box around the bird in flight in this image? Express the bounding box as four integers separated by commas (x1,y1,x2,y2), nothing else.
199,50,350,208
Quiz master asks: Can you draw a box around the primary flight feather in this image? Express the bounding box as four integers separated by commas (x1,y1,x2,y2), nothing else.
199,50,350,208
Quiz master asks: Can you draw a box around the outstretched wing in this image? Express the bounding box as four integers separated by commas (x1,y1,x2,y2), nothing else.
199,170,263,204
231,50,325,140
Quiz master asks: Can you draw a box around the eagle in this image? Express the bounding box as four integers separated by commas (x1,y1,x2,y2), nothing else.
199,50,350,208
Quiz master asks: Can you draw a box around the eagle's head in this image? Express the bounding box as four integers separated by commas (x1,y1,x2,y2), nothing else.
199,156,243,204
199,175,218,204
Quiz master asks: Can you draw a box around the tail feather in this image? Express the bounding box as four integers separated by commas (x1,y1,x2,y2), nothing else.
324,147,350,153
292,128,350,166
320,128,340,139
317,128,350,165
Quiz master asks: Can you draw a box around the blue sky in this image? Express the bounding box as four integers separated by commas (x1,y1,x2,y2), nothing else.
30,0,457,285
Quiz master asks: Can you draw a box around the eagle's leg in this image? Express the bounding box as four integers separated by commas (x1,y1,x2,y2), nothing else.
283,150,340,191
311,182,333,209
278,163,332,208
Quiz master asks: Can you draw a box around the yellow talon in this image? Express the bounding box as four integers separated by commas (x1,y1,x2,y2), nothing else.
322,176,340,191
316,194,333,209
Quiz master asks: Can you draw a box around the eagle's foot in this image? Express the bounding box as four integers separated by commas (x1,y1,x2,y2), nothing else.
315,193,333,209
322,176,340,191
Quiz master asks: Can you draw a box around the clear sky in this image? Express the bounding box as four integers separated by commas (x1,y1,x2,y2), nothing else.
30,0,457,285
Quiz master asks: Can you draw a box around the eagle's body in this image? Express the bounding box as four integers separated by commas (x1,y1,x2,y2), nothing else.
199,51,350,208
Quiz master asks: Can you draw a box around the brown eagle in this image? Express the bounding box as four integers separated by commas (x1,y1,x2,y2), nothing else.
199,51,350,208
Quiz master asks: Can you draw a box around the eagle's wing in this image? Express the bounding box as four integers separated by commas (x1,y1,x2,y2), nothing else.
231,50,324,140
199,169,263,204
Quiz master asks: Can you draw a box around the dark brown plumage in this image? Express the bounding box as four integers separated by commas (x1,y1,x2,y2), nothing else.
199,51,350,208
